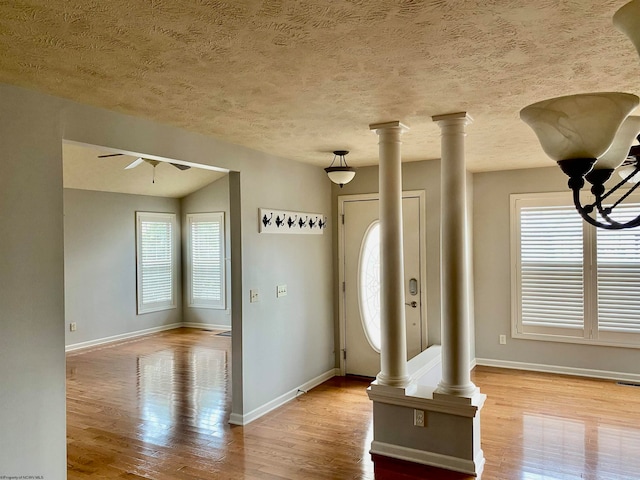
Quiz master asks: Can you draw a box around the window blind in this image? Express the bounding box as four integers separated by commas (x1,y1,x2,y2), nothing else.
188,213,225,309
597,204,640,335
519,205,584,332
136,212,176,314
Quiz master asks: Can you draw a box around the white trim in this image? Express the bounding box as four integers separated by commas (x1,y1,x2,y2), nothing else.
370,441,485,477
337,191,427,376
475,357,640,383
229,368,338,426
65,323,182,352
181,322,231,331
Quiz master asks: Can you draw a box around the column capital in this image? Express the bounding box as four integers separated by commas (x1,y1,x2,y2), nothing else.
432,112,473,126
369,121,410,135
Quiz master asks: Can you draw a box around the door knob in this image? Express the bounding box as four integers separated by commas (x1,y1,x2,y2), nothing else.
405,301,417,308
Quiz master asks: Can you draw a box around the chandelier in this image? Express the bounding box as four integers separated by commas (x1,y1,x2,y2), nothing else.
520,0,640,229
325,150,356,187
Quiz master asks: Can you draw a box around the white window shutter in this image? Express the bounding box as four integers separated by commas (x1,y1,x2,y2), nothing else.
517,204,585,336
597,204,640,338
136,212,177,314
188,213,225,309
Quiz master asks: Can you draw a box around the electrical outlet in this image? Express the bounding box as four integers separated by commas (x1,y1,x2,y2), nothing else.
250,289,260,303
414,409,425,427
499,334,507,345
70,322,77,332
277,284,287,297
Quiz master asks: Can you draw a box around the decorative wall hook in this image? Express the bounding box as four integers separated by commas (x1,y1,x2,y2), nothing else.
259,208,325,235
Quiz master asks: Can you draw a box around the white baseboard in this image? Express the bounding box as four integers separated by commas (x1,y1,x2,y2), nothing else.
181,322,231,331
229,368,339,426
370,441,484,477
65,323,183,352
475,358,640,383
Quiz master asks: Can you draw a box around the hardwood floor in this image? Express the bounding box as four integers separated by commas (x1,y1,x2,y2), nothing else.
67,328,640,479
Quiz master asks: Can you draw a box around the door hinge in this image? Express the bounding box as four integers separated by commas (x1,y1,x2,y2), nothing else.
342,281,345,292
341,214,345,224
343,350,347,360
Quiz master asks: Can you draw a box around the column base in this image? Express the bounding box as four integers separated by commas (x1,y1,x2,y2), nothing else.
367,348,485,478
376,371,411,388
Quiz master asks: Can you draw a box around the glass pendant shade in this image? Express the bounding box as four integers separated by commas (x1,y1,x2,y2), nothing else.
614,0,640,59
326,168,356,185
595,116,640,170
520,93,639,162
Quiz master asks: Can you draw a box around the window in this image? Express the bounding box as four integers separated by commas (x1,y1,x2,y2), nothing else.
358,221,381,352
187,212,225,309
136,212,177,314
511,192,640,347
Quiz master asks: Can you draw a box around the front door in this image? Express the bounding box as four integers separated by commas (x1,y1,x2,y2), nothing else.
341,193,425,377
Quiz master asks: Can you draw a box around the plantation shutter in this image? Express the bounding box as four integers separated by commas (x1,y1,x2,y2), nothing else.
136,212,176,314
596,203,640,336
188,213,225,309
518,204,585,336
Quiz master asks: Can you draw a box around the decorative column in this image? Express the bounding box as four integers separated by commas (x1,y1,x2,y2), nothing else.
432,112,477,397
369,121,410,388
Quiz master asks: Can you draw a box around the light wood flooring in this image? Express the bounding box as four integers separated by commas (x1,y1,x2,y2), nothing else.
67,328,640,479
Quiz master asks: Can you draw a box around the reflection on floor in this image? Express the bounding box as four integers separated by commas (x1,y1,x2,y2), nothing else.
67,328,640,479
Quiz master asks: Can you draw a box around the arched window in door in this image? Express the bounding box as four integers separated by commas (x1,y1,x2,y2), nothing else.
358,221,381,352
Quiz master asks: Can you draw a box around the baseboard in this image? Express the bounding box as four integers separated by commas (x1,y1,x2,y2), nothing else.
65,323,183,352
229,368,339,426
181,322,231,331
475,358,640,383
370,441,484,477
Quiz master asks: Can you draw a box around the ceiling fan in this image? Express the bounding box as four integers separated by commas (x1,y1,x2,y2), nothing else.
97,153,191,171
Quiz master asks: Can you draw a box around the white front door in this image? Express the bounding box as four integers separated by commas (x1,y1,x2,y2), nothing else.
341,193,426,377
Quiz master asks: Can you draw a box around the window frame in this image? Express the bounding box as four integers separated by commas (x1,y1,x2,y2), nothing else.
135,211,178,315
511,191,640,348
186,212,226,310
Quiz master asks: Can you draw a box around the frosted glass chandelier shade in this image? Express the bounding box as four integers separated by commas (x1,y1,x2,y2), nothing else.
595,116,640,170
520,93,639,162
614,0,640,59
326,168,356,185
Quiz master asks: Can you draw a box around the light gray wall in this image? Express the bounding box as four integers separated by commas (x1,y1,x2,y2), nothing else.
474,166,640,374
180,175,231,328
64,189,182,346
0,86,67,478
0,82,334,477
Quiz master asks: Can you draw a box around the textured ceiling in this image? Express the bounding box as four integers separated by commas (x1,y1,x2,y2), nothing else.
2,1,640,172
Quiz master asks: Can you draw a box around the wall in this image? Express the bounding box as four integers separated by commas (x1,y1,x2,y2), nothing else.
180,175,231,329
64,189,182,347
0,86,67,479
0,82,334,478
474,166,640,375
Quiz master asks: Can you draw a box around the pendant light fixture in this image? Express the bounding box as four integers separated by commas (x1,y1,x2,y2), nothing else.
325,150,356,188
520,0,640,229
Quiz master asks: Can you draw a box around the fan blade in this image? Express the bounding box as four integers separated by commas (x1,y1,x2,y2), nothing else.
98,153,124,158
125,157,145,170
170,163,191,171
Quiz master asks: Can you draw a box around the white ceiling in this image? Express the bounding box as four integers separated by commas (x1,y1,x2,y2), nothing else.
63,143,227,198
2,1,640,173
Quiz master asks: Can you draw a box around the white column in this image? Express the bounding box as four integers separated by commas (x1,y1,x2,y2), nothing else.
369,121,410,388
433,112,477,397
